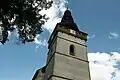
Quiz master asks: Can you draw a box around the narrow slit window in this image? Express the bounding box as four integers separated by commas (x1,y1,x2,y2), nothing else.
70,45,75,56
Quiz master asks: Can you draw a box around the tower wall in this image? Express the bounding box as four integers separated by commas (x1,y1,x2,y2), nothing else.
56,32,88,61
44,31,91,80
53,53,90,80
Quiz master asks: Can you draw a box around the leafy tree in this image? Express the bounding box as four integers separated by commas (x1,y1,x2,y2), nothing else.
0,0,53,44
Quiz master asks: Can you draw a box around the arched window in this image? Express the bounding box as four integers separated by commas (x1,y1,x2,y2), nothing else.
70,45,75,56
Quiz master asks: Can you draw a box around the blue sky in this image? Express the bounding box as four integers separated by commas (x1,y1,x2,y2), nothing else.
69,0,120,52
0,0,120,80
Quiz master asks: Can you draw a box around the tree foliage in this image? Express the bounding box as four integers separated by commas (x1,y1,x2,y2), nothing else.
0,0,53,44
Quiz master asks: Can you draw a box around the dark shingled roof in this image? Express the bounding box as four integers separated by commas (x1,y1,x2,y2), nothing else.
32,66,46,80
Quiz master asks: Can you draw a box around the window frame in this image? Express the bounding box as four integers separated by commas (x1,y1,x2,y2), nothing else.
69,45,75,56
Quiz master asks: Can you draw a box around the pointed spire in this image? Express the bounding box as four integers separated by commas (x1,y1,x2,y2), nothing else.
67,6,69,10
61,8,74,23
59,8,79,31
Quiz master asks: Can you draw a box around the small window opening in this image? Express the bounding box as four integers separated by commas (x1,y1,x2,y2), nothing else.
70,45,75,56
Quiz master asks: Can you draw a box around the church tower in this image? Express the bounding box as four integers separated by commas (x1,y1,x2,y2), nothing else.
44,9,91,80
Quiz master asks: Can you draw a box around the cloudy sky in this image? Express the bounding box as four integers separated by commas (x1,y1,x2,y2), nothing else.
0,0,120,80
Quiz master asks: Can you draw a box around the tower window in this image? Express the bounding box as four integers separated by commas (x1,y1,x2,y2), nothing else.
70,45,75,56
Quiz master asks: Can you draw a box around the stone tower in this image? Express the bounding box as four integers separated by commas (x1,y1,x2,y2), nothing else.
44,9,91,80
32,9,91,80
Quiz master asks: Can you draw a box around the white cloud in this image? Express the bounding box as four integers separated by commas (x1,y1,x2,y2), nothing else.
87,34,96,39
88,52,120,80
40,0,68,33
109,32,119,39
34,35,48,47
114,70,120,80
34,34,48,52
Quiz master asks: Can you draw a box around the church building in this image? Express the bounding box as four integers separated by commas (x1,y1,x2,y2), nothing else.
32,9,91,80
